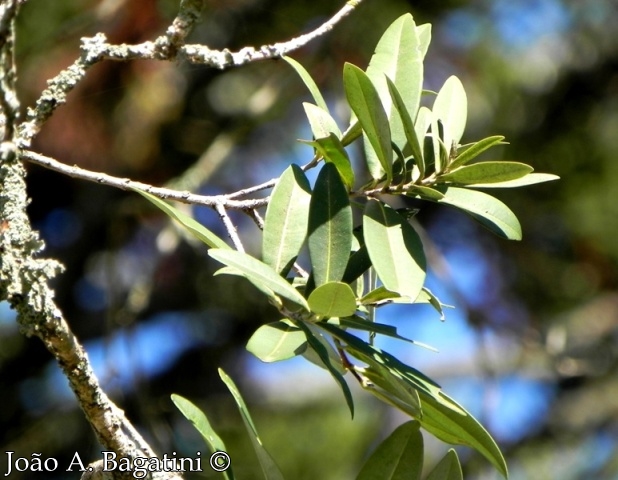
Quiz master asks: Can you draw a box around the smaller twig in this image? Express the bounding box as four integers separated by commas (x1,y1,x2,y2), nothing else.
247,208,265,230
334,338,364,384
215,202,244,252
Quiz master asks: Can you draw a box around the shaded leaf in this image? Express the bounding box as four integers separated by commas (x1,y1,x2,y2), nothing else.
363,200,426,300
263,164,312,276
426,450,463,480
133,188,229,249
303,102,341,139
299,323,346,375
334,316,436,350
342,244,371,284
308,163,353,286
343,63,392,181
439,161,533,185
283,56,328,112
341,120,362,147
246,320,307,362
468,172,560,188
433,76,467,151
209,249,309,311
414,287,450,321
356,421,424,480
219,370,285,480
405,185,445,201
449,135,505,169
308,282,357,318
214,266,279,306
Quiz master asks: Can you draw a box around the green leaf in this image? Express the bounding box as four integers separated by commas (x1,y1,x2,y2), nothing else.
416,23,432,58
360,286,402,305
262,165,311,276
341,120,362,147
334,316,436,350
293,320,354,417
386,76,425,177
171,394,234,480
363,200,426,300
132,188,229,249
308,163,353,286
219,369,285,480
414,287,450,321
246,320,307,362
449,135,505,169
209,249,309,311
439,161,533,185
309,134,355,189
425,450,463,480
303,102,342,139
343,63,392,181
418,391,508,479
467,172,560,188
356,421,424,480
342,244,371,284
308,282,357,318
299,323,346,375
283,56,328,112
357,365,422,419
433,76,468,151
405,185,445,201
435,187,522,240
214,266,280,306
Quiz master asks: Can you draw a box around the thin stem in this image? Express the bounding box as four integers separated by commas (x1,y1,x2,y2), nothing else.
215,202,244,252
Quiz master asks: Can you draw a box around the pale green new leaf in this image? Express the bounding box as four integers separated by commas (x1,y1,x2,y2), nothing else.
283,56,328,112
433,76,467,152
363,200,426,300
356,421,424,480
468,172,560,188
219,369,285,480
308,163,353,286
416,23,432,58
439,161,533,185
308,282,357,318
436,187,522,240
343,63,393,181
418,391,508,479
171,394,234,480
133,188,229,249
263,165,311,276
449,135,505,169
209,249,309,311
426,450,463,480
309,134,355,189
246,320,307,362
303,103,341,139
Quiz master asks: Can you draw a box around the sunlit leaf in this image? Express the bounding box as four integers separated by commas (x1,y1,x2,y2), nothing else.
439,161,533,185
308,282,357,318
363,200,426,300
426,450,463,480
360,286,402,305
449,135,505,169
433,76,467,151
283,56,328,112
405,185,445,201
308,163,353,286
418,391,508,479
333,316,436,350
343,63,392,181
263,165,311,276
246,320,307,362
414,287,450,321
435,187,522,240
303,102,342,139
171,395,234,480
309,134,355,189
416,23,432,58
356,421,424,480
219,370,285,480
133,188,229,249
209,249,309,311
468,172,560,188
341,120,362,146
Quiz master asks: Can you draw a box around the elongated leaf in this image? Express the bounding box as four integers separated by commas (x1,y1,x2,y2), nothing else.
439,161,533,185
435,187,522,240
309,134,354,189
386,76,424,176
263,165,311,276
342,244,371,284
468,172,560,188
246,320,307,362
308,282,357,318
283,56,328,112
334,316,436,349
209,249,309,311
415,106,432,172
358,365,422,418
343,63,392,181
214,266,280,306
357,421,424,480
300,323,346,374
426,450,463,480
449,135,505,169
219,370,285,480
366,14,424,154
363,200,426,300
417,23,432,58
341,120,362,146
303,102,341,139
405,185,445,201
308,163,353,286
171,394,234,480
360,286,402,305
294,320,354,417
433,76,468,151
133,188,229,249
418,391,508,479
414,287,450,321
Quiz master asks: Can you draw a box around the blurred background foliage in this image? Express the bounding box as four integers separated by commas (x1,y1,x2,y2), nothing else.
2,0,618,478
